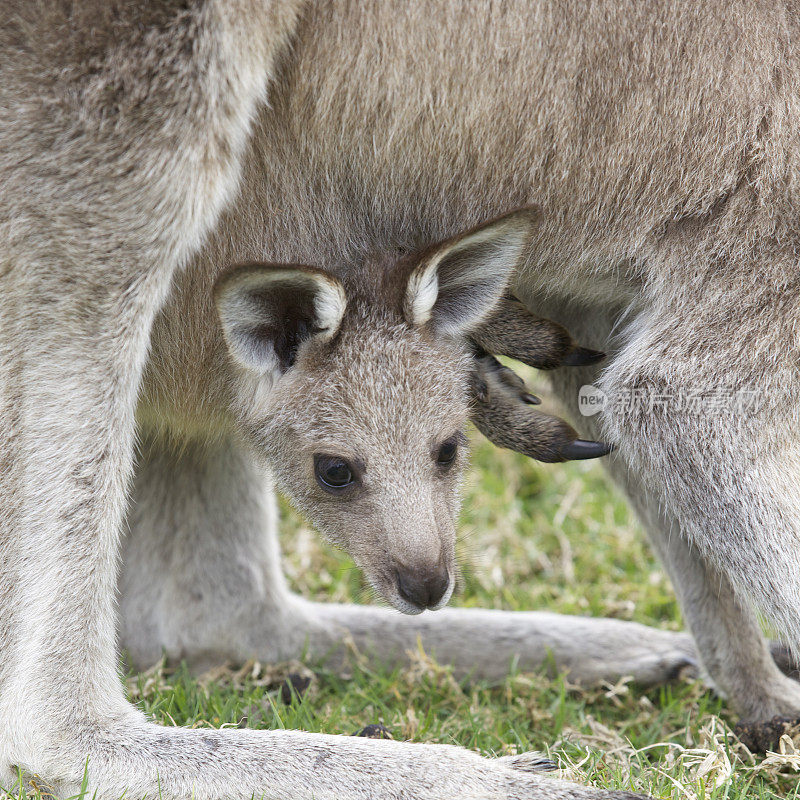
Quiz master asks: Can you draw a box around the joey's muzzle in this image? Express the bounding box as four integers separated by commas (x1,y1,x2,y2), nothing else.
396,562,450,610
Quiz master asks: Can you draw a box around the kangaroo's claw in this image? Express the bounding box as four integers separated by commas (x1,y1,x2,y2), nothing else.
558,439,614,460
521,391,541,405
562,346,607,367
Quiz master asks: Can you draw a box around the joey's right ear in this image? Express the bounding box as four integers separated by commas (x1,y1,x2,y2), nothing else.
403,207,538,337
214,264,346,374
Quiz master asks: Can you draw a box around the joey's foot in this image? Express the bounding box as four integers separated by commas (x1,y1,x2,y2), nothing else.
734,715,800,753
470,351,611,462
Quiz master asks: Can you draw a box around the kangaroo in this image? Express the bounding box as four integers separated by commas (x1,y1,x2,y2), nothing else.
2,0,798,798
0,3,686,799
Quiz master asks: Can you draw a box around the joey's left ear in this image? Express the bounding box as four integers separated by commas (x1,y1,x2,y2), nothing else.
214,263,346,374
403,207,537,336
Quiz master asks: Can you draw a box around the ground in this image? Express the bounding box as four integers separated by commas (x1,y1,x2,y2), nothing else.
15,377,800,800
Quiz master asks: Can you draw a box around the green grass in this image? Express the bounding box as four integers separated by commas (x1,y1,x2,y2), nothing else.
12,385,800,799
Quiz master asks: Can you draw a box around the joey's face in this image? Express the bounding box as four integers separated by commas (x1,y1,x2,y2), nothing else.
257,315,470,612
214,209,536,613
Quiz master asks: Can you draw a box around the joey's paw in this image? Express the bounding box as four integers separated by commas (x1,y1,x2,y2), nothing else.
470,351,611,462
734,715,800,754
471,296,606,371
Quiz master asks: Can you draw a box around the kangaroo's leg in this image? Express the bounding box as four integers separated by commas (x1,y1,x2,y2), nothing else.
122,432,696,688
538,286,800,726
1,0,298,781
121,433,294,672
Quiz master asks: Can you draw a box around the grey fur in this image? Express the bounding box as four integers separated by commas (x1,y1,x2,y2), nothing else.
3,1,799,798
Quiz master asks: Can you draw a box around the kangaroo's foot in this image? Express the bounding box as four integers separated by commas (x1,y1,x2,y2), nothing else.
733,716,800,754
4,718,654,800
470,351,611,462
472,295,606,372
469,294,610,462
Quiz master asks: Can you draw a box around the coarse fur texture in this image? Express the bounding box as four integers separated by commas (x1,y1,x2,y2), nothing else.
3,0,800,798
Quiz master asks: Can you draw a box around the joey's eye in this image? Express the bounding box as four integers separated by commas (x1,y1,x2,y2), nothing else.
314,454,355,493
436,437,459,468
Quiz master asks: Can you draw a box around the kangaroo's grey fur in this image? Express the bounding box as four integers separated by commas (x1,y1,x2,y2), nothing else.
2,0,799,798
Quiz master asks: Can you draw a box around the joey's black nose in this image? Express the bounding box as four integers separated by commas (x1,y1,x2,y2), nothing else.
396,564,450,609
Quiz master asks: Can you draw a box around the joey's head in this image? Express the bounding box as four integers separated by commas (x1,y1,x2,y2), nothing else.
214,210,535,613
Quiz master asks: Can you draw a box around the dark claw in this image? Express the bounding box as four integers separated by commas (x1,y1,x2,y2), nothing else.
535,758,558,772
558,439,613,460
562,347,606,367
353,724,393,739
521,392,541,405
